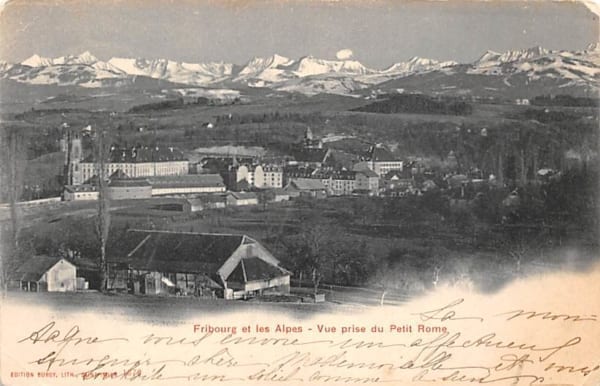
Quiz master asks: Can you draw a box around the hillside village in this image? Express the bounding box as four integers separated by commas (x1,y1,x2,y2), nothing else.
2,106,596,304
2,4,600,385
0,38,597,306
60,127,410,204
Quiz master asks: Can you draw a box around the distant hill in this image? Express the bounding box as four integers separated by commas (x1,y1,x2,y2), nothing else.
353,94,473,115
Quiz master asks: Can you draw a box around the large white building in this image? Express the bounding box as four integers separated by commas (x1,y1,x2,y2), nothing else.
78,145,189,184
147,174,226,196
363,144,403,176
312,169,357,196
63,174,225,201
255,165,283,189
227,164,283,190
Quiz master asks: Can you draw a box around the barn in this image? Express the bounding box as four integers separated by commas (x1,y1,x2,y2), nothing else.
10,256,77,292
107,229,291,299
226,191,258,206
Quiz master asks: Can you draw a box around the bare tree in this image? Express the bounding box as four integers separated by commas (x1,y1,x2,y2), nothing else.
93,125,111,292
257,189,275,211
284,219,330,295
0,126,27,292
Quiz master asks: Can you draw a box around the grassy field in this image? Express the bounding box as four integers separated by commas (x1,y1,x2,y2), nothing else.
7,196,598,303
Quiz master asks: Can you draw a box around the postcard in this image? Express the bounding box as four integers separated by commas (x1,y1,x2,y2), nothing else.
0,0,599,385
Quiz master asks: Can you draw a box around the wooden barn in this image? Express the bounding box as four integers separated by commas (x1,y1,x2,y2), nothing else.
10,256,77,292
107,229,291,299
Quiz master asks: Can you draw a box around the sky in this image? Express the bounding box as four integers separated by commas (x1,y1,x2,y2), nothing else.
0,0,598,69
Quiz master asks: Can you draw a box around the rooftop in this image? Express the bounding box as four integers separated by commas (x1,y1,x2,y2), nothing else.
108,229,247,275
64,184,97,193
227,191,258,200
83,145,187,163
11,256,71,282
146,174,225,188
356,168,378,178
367,145,399,162
312,169,357,180
289,178,327,191
108,178,151,188
228,257,288,283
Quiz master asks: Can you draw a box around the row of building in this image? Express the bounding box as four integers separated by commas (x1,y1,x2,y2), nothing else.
64,173,226,201
61,133,190,186
10,229,292,300
61,127,409,201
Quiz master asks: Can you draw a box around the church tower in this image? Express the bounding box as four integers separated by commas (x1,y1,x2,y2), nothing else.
303,127,323,149
305,127,313,141
61,127,84,185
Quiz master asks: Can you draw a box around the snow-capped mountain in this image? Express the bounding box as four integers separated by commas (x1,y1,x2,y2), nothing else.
1,45,598,96
357,57,458,85
467,45,600,86
108,57,232,85
383,57,458,74
364,44,599,98
290,56,375,76
233,54,296,83
1,52,127,87
231,54,377,91
474,46,550,67
21,54,56,67
21,51,123,73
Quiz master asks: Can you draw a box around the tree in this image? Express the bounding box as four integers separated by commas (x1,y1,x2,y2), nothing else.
283,214,331,295
332,240,373,286
0,126,28,291
257,189,275,211
92,124,111,292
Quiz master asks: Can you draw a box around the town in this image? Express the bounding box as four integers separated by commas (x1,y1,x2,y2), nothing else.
1,97,596,307
0,3,597,310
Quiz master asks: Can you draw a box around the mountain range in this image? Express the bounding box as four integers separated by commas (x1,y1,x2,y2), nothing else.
1,45,598,98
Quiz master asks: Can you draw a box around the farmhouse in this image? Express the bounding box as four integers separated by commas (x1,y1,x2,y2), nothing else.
107,177,152,200
63,184,99,201
226,191,259,206
187,195,227,212
269,188,290,202
10,256,77,292
107,230,291,299
285,178,327,199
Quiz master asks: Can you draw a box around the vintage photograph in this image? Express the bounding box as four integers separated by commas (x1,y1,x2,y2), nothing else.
0,1,598,384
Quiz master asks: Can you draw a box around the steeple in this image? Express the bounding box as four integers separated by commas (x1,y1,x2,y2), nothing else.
305,127,313,141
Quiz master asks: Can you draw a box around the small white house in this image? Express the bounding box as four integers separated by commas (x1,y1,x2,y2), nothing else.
63,184,99,201
10,256,77,292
